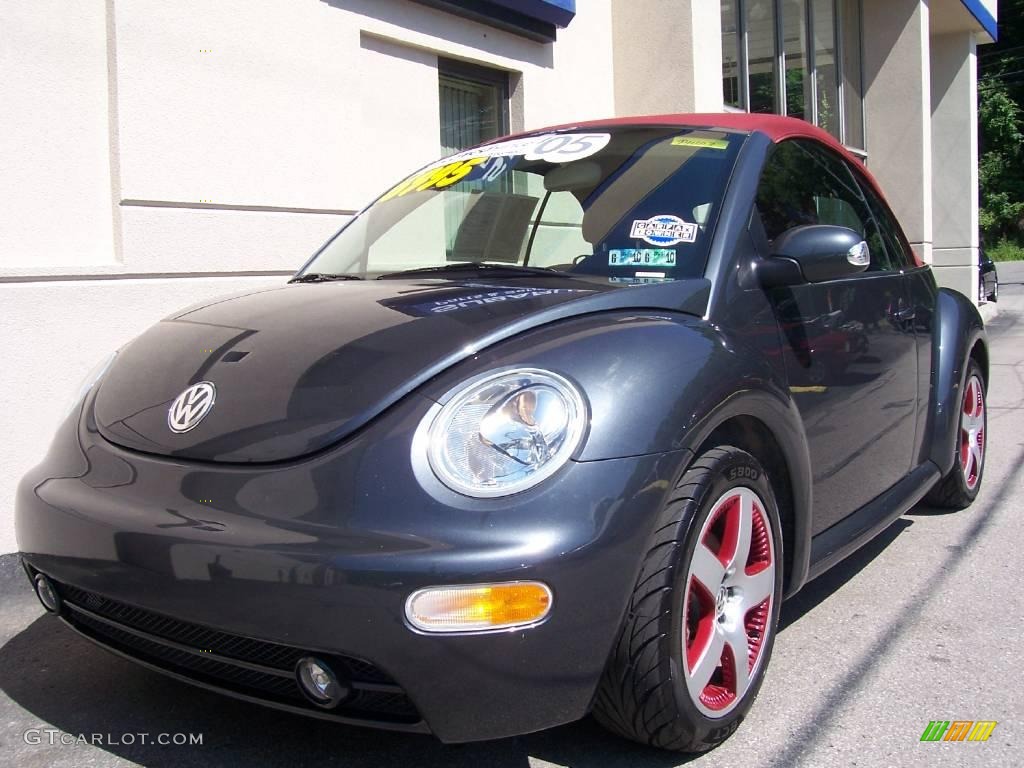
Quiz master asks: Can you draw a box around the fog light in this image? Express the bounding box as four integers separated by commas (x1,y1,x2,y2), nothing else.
34,574,61,613
295,657,348,708
405,582,553,633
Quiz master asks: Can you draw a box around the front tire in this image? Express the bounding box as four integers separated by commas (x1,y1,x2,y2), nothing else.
593,446,783,752
924,360,987,509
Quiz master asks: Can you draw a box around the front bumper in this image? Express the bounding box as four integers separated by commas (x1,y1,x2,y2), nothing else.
16,393,684,743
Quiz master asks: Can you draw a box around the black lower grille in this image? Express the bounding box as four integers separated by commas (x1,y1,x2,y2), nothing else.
70,611,301,699
53,580,421,725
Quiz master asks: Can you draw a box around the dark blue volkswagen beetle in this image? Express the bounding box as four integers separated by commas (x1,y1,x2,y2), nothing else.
16,114,988,752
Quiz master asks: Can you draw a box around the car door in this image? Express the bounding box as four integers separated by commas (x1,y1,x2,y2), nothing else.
755,139,918,534
852,167,935,469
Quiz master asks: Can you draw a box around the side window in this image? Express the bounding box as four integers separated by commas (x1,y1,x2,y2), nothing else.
755,140,895,272
856,177,917,269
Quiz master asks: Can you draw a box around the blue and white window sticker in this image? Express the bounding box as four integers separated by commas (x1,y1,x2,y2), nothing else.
630,215,698,246
608,249,677,267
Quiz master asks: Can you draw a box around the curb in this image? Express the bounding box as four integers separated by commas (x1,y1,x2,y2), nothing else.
979,301,998,324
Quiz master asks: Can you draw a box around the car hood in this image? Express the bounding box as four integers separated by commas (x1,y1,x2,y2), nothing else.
93,276,709,463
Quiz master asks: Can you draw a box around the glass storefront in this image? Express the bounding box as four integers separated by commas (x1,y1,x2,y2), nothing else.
721,0,865,151
722,1,743,109
746,0,778,113
813,0,838,136
840,0,864,149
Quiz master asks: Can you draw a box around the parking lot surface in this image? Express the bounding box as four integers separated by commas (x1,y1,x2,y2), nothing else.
2,265,1021,767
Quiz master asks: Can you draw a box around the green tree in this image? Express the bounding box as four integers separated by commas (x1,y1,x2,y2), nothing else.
979,0,1024,243
978,79,1024,239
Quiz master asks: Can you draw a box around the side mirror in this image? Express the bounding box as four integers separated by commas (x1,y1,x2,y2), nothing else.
757,225,870,288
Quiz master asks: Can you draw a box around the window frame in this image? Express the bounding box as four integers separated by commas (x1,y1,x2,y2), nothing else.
755,138,905,274
849,166,918,271
438,58,511,152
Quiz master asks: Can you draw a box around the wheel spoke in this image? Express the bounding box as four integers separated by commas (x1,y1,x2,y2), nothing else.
963,379,975,416
969,443,983,477
688,627,724,690
722,623,751,696
727,492,754,572
691,543,726,593
738,567,774,608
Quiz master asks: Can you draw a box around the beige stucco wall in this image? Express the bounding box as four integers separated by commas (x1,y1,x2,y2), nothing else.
0,0,615,554
0,1,116,269
931,30,980,295
861,0,993,304
611,0,724,116
863,0,934,264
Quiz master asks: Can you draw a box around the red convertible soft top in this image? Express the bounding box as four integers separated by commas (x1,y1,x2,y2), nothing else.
572,112,829,140
538,112,855,160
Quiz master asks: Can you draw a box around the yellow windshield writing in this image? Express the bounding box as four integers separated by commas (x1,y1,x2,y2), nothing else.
380,157,487,202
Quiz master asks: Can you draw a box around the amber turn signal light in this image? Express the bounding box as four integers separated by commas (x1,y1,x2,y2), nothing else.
405,581,553,633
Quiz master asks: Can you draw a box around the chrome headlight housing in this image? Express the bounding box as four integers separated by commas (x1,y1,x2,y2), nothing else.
422,368,588,498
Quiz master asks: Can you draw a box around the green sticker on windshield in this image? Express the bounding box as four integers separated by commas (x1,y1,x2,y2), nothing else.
609,249,677,267
672,136,729,150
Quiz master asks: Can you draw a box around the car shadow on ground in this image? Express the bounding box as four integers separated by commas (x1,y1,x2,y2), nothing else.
0,516,917,768
777,517,912,630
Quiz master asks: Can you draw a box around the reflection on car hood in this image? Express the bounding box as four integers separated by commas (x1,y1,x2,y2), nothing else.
93,276,710,463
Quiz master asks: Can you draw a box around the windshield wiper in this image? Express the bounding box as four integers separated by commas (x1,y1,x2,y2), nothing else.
376,262,562,280
289,272,363,283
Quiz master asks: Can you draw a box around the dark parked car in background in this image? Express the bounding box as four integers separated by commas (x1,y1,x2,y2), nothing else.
16,114,988,753
980,248,998,303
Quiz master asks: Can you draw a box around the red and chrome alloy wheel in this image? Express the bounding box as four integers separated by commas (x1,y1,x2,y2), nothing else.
960,373,985,491
594,446,782,751
683,487,775,718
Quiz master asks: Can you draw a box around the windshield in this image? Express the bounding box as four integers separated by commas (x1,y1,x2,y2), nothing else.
301,126,746,283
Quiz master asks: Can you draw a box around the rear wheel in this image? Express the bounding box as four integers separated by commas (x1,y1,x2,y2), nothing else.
925,360,986,509
593,446,783,752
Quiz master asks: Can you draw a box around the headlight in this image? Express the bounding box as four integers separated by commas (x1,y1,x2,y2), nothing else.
64,349,118,420
423,368,588,498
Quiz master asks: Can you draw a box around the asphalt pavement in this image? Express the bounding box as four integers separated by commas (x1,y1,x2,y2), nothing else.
2,265,1022,768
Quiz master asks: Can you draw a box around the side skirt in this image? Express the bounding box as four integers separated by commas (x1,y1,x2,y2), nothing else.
806,462,940,581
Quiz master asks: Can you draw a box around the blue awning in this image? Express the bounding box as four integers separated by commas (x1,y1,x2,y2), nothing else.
959,0,997,40
488,0,576,28
409,0,576,41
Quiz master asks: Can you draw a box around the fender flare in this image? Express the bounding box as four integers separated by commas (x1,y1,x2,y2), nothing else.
925,289,987,475
678,388,814,599
419,311,816,598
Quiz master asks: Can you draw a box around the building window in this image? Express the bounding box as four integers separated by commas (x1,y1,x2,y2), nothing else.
722,1,743,109
438,60,511,255
722,0,865,151
839,0,864,149
746,0,778,113
812,0,838,135
439,59,509,154
781,0,809,121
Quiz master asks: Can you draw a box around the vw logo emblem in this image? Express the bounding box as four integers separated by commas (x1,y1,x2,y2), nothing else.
168,382,217,434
